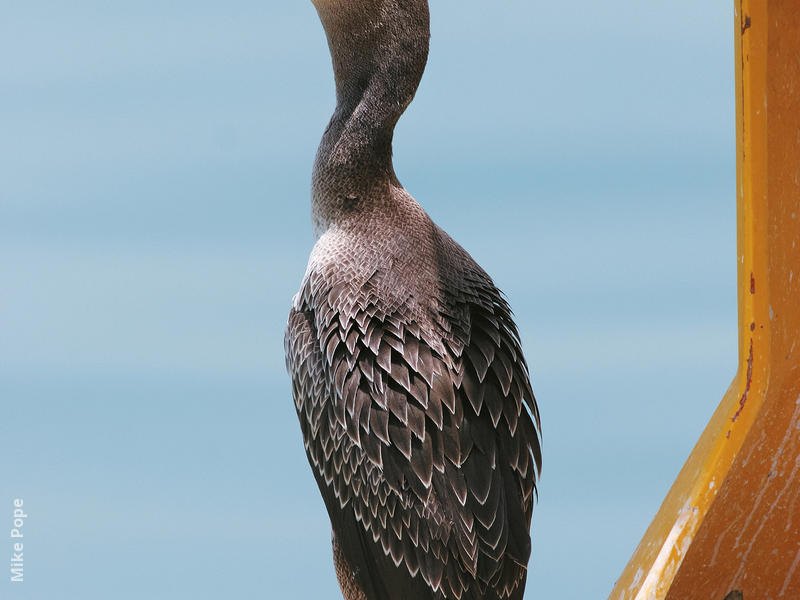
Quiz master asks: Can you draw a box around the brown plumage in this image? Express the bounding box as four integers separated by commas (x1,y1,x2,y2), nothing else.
284,1,541,598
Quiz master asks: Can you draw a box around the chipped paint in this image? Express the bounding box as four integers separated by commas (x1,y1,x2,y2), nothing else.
632,505,698,600
731,340,754,423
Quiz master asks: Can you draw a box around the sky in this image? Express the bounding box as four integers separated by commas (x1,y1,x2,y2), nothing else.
1,1,736,598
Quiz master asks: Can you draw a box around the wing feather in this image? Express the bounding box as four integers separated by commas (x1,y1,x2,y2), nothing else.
286,261,541,600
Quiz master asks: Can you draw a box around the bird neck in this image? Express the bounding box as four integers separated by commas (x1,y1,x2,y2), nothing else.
310,0,430,235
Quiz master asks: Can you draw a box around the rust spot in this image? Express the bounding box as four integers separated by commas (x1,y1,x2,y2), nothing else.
726,429,731,439
741,14,751,35
731,339,754,423
750,272,756,294
750,321,755,331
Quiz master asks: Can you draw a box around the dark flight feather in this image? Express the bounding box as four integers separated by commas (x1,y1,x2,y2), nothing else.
286,232,541,599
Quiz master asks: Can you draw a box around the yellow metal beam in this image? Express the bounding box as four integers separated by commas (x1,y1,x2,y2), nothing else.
608,2,800,598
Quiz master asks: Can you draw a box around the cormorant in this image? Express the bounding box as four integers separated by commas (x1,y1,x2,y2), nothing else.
285,1,541,597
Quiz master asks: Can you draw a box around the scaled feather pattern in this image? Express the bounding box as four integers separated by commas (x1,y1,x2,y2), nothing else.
286,215,541,599
285,0,541,598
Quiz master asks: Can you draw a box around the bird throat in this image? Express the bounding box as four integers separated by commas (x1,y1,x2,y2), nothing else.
310,0,430,233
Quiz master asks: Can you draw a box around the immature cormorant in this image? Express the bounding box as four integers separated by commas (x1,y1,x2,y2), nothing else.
285,0,542,598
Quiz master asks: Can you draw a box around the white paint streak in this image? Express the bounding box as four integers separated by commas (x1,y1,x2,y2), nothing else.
779,543,800,597
709,519,738,567
731,393,800,585
626,568,644,596
633,504,698,600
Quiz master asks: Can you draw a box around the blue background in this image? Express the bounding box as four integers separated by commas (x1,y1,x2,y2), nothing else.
2,1,736,598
